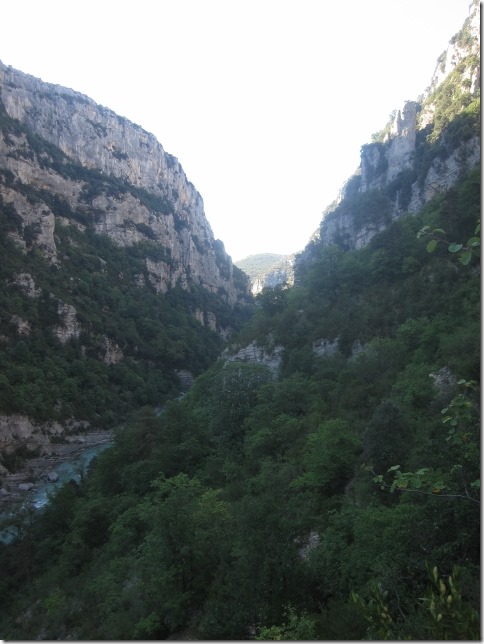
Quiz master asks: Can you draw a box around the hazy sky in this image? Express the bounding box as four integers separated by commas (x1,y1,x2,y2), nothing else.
1,0,473,260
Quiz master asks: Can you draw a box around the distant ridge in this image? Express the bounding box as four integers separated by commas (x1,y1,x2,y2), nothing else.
235,253,295,294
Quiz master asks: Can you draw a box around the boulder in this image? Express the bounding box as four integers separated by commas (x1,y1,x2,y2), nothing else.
18,482,34,491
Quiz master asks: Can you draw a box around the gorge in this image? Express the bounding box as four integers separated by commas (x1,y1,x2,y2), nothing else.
0,1,480,640
0,58,253,492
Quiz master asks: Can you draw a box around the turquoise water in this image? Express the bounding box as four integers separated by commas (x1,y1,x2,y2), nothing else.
31,442,112,508
0,442,112,543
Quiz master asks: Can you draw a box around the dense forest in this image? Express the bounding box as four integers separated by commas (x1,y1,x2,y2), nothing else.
0,163,479,639
0,4,480,636
0,182,250,432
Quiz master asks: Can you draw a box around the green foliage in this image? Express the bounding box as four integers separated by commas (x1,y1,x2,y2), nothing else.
352,564,480,640
363,399,409,473
256,604,318,640
418,219,480,265
422,564,480,640
351,583,396,640
0,213,246,428
423,59,480,144
293,419,361,495
255,283,289,314
371,379,480,504
0,110,480,639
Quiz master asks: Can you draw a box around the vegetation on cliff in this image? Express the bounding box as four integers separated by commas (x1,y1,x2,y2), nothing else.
0,7,480,637
0,210,250,421
0,165,479,639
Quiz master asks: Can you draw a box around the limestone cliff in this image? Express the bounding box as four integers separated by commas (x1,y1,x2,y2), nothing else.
0,61,253,481
235,253,295,294
0,60,250,309
296,0,480,272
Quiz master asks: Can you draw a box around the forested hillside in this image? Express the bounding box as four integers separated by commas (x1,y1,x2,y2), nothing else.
0,165,479,639
0,211,248,426
0,3,480,640
0,61,252,483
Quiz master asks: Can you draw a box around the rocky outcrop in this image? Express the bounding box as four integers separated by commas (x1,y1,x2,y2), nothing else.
410,135,480,209
250,261,294,295
295,530,320,561
312,338,339,358
223,340,284,376
0,62,254,469
0,414,90,456
175,370,195,391
101,337,124,365
54,301,81,344
0,426,112,508
359,101,419,193
0,60,251,310
11,315,31,336
296,0,480,270
12,273,41,297
429,366,457,400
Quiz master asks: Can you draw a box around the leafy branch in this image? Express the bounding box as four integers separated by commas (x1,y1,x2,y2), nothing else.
351,564,480,640
417,220,480,265
368,464,479,504
421,564,480,639
351,583,395,640
367,379,480,504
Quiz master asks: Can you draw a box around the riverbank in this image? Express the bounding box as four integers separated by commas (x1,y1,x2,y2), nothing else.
0,430,113,509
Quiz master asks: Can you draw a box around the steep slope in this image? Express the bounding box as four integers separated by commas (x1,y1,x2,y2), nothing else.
0,60,250,305
296,0,479,274
0,4,480,641
0,63,252,482
1,169,479,640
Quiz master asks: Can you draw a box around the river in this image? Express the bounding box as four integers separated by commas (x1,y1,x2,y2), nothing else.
0,441,112,544
30,442,112,508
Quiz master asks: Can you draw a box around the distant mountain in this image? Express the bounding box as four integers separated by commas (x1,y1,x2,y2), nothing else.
235,253,295,294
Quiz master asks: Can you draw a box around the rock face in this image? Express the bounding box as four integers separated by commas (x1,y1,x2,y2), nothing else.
0,60,250,307
0,62,253,482
312,338,339,358
235,253,295,295
54,301,81,344
223,339,284,376
421,0,481,114
0,414,90,456
250,260,294,295
360,101,419,192
296,0,480,272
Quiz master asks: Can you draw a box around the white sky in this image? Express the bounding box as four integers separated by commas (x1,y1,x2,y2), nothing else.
0,0,473,261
